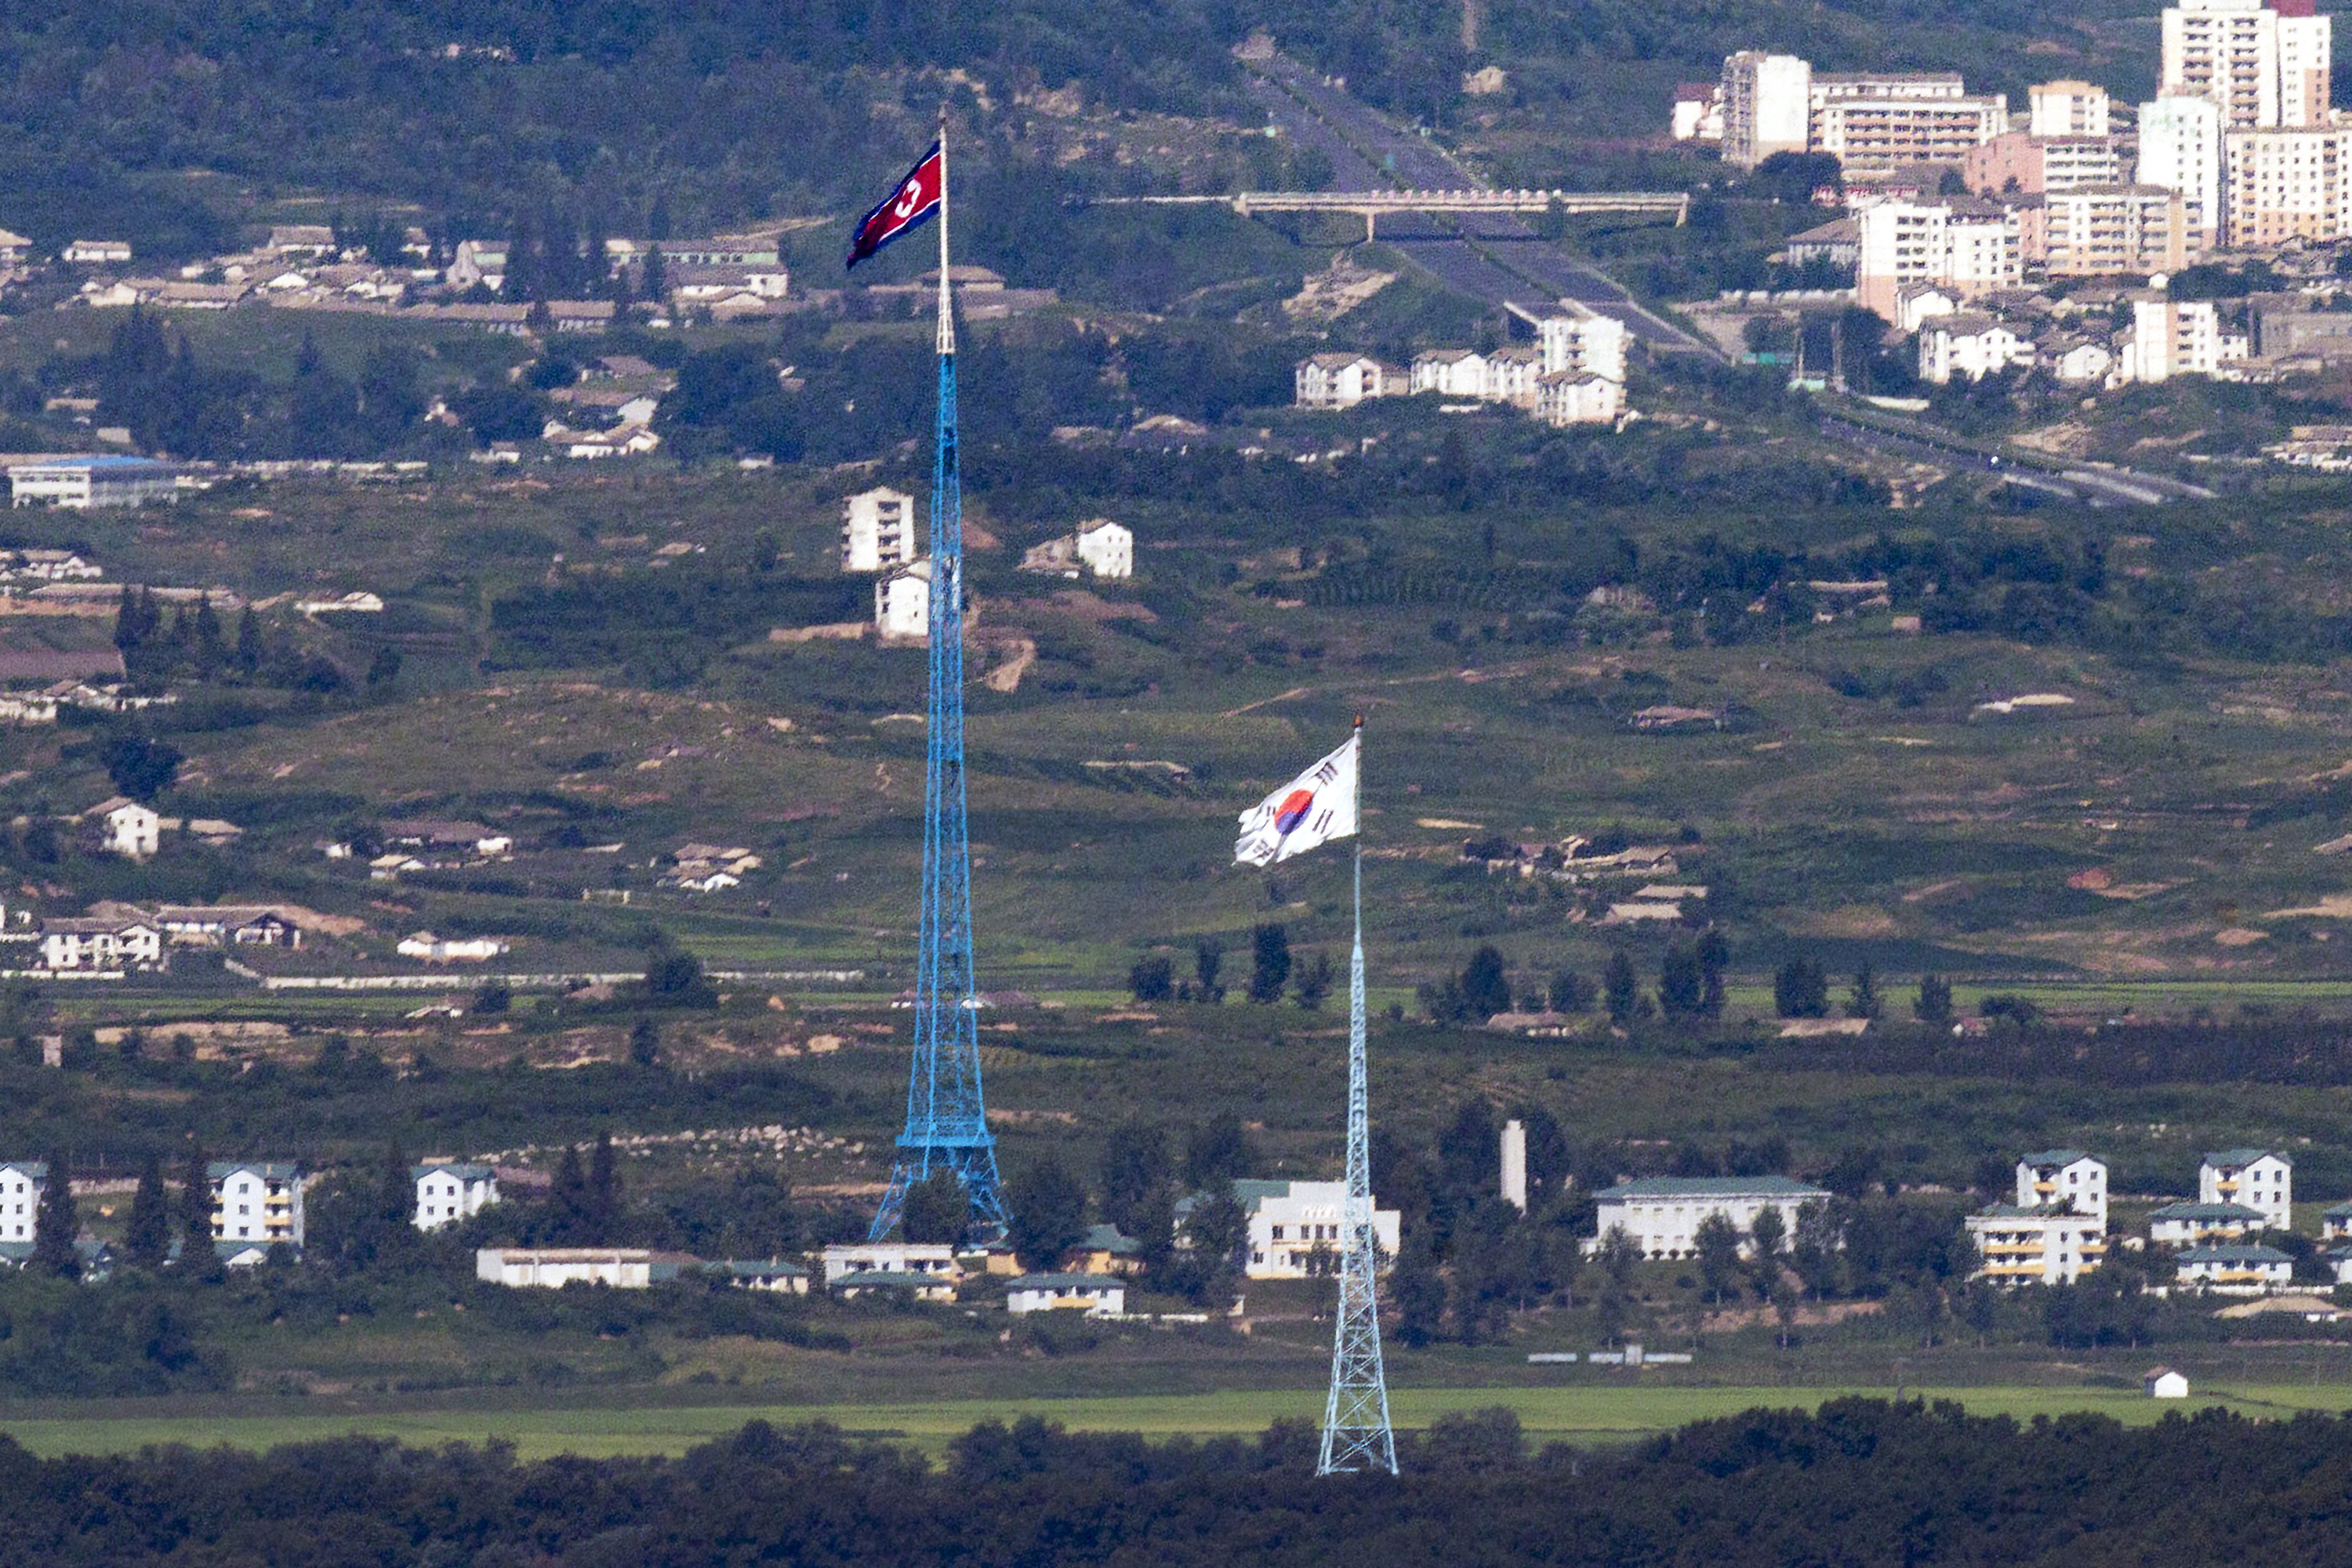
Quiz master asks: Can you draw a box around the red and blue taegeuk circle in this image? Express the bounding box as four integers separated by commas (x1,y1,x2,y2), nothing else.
1273,788,1316,835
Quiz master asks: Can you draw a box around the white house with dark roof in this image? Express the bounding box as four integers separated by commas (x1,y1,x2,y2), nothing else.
2174,1243,2292,1295
1966,1204,2107,1286
2201,1150,2292,1229
2016,1150,2107,1225
1006,1272,1127,1316
1204,1178,1403,1279
84,797,159,858
0,1159,44,1258
2323,1201,2352,1242
819,1242,959,1284
412,1163,499,1231
1410,348,1489,398
2148,1202,2267,1247
40,916,163,971
1294,354,1387,409
210,1160,304,1248
1586,1177,1831,1260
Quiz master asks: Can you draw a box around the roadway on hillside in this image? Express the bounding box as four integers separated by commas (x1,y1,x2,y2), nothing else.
1244,56,1713,354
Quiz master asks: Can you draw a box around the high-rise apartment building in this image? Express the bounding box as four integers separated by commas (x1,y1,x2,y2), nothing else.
2036,186,2191,276
1719,53,1813,169
2161,0,2330,128
2222,125,2352,245
2139,95,2227,241
1856,198,2023,320
1811,89,2009,179
2028,79,2112,137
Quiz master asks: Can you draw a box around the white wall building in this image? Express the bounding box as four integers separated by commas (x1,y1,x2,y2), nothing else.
2200,1149,2292,1229
40,918,164,971
2163,0,2331,129
1720,53,1814,169
85,798,160,858
2175,1242,2292,1294
1857,200,2023,320
2147,1201,2268,1247
875,558,933,640
1586,1177,1831,1260
1229,1179,1402,1279
2030,79,2112,137
2140,96,2225,241
477,1248,677,1288
1966,1206,2108,1285
1918,314,2036,384
2130,296,2223,382
211,1160,304,1248
397,931,510,962
7,457,177,509
2016,1150,2108,1225
2221,125,2352,246
2038,185,2190,277
1410,349,1490,398
412,1163,499,1231
841,487,916,574
1810,90,2009,181
1005,1273,1127,1315
0,1160,43,1256
819,1242,960,1283
1534,372,1626,426
1295,354,1388,409
1073,519,1132,579
1538,314,1629,383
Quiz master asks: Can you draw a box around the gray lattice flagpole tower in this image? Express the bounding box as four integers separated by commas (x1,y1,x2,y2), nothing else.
1319,722,1396,1475
869,111,1008,1243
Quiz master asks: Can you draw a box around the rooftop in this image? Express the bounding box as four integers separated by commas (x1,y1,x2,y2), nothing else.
1595,1177,1831,1200
2204,1149,2292,1167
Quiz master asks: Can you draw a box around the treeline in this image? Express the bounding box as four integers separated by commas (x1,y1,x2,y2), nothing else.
1762,1014,2352,1091
486,567,866,686
10,1400,2352,1565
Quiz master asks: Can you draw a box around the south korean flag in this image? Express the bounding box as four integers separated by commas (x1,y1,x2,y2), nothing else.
1235,733,1359,867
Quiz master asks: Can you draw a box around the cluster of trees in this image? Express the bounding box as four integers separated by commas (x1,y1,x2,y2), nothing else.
17,1399,2352,1563
1128,928,1336,1010
113,583,374,695
1417,938,1726,1028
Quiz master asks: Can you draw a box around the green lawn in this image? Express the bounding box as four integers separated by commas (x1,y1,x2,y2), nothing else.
9,1382,2347,1461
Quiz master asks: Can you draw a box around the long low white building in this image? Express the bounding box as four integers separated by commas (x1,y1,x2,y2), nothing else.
8,456,177,509
1587,1177,1832,1259
477,1248,688,1288
1226,1179,1403,1279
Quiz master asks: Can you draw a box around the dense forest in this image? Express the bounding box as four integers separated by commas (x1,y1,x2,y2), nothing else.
6,1399,2352,1565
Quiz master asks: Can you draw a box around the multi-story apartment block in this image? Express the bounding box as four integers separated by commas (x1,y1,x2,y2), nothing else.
2162,0,2330,129
2223,125,2351,246
840,487,916,575
0,1159,42,1258
2200,1149,2293,1229
2130,296,2225,381
1294,354,1388,409
2140,96,2227,241
1857,199,2023,320
1811,87,2008,180
412,1163,499,1232
1966,1205,2108,1285
2035,185,2190,276
1537,314,1630,383
2029,79,2112,137
210,1160,305,1250
1585,1177,1831,1260
2016,1150,2108,1224
1720,53,1813,169
1964,132,2125,195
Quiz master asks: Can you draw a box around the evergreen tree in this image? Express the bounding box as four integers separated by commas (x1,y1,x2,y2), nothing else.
1774,956,1829,1018
640,243,666,306
588,1132,621,1243
181,1146,214,1265
1290,951,1334,1010
1390,1240,1446,1345
1848,964,1882,1020
192,595,223,673
125,1153,171,1269
234,606,263,674
1548,968,1594,1013
1657,941,1704,1021
1915,972,1954,1025
1183,1112,1256,1190
1247,922,1290,1004
112,584,140,652
898,1168,967,1244
1697,928,1729,1018
1192,938,1224,1002
552,1144,590,1240
1005,1155,1089,1272
1098,1117,1171,1237
629,1019,660,1067
33,1150,78,1279
1604,950,1641,1025
1458,946,1510,1020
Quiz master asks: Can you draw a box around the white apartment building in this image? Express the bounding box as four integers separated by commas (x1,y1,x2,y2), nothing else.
875,557,932,640
1586,1177,1831,1260
1483,344,1546,405
1228,1179,1402,1279
2140,96,2226,241
2147,1201,2268,1247
840,486,916,574
2163,0,2330,129
1965,1206,2108,1286
2030,79,2112,137
1857,200,2022,320
1918,314,2036,384
1811,90,2009,180
1538,314,1630,383
89,798,160,858
1410,348,1490,398
6,456,176,510
2200,1149,2292,1228
0,1160,42,1255
2016,1150,2108,1225
1964,133,2124,196
2222,125,2352,246
819,1242,960,1283
2130,296,2224,381
412,1163,499,1231
2174,1242,2292,1294
1721,53,1813,169
1005,1273,1126,1316
1294,354,1388,409
2038,186,2190,276
211,1160,304,1249
1535,372,1626,426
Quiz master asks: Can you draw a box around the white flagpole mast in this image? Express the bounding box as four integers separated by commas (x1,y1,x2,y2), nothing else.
935,107,955,358
1319,715,1396,1475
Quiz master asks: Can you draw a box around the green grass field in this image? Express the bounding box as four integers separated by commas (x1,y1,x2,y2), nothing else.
9,1382,2350,1461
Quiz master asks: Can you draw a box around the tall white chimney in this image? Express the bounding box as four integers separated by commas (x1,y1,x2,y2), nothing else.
1500,1118,1527,1211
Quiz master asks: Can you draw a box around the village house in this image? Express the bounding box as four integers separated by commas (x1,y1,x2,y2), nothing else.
1965,1205,2108,1285
2016,1149,2107,1223
135,905,299,949
2145,1367,2190,1399
381,819,513,857
819,1242,960,1284
1535,371,1627,426
2201,1150,2292,1229
39,917,164,972
1006,1273,1127,1316
61,240,132,264
8,456,177,510
1018,519,1134,580
2324,1201,2352,1241
412,1163,499,1231
831,1269,958,1301
1918,313,2036,383
211,1160,305,1249
0,1160,43,1259
1587,1177,1831,1261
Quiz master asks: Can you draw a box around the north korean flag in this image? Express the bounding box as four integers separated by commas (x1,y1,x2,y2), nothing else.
846,142,943,270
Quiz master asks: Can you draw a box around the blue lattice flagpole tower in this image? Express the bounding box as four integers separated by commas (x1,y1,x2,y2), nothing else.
869,113,1008,1242
1319,723,1397,1475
